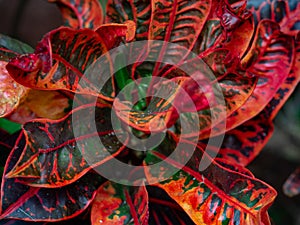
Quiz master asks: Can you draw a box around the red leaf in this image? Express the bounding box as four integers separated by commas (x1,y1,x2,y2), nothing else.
223,20,294,131
105,0,151,41
247,0,300,36
96,21,136,48
50,0,104,29
212,113,274,166
283,167,300,197
149,0,211,76
0,133,104,221
6,24,133,101
216,0,254,58
221,16,254,58
193,18,223,54
91,181,148,225
5,104,128,187
261,33,300,120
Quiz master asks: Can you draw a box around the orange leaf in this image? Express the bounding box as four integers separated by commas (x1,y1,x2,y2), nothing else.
8,90,71,124
0,61,28,118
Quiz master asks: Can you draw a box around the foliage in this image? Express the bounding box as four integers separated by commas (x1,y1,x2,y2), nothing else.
0,0,299,224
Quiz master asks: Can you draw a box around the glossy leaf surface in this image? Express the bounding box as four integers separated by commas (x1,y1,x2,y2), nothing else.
0,61,28,118
283,167,300,197
144,144,276,225
91,181,148,225
51,0,104,29
0,35,33,118
149,0,211,76
114,77,203,132
247,0,300,35
0,133,104,221
0,34,33,61
6,104,127,187
147,186,195,225
216,0,254,58
261,34,300,120
106,0,151,40
194,19,223,54
224,20,294,130
6,25,133,101
212,113,274,166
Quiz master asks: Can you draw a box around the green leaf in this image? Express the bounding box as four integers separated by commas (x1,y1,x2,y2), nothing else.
0,118,21,134
0,34,33,61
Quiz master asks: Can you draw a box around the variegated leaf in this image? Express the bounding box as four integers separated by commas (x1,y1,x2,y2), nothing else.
0,61,28,118
149,0,211,76
261,33,300,120
50,0,104,29
5,104,128,187
247,0,300,35
144,144,277,225
91,181,148,224
6,24,133,101
224,20,294,131
0,133,104,221
212,113,274,166
193,19,223,54
106,0,151,40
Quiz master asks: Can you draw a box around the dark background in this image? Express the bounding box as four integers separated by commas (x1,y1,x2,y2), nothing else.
0,0,299,224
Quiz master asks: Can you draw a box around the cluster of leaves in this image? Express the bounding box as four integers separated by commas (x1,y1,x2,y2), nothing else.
0,0,299,224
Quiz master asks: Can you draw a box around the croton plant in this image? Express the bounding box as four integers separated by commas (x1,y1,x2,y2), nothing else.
0,0,299,224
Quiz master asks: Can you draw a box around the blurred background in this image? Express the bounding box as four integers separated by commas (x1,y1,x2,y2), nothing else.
0,0,299,224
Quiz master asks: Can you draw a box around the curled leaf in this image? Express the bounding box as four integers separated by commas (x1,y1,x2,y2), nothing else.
225,20,294,130
247,0,300,35
262,33,300,120
6,24,133,101
106,0,151,41
50,0,104,29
